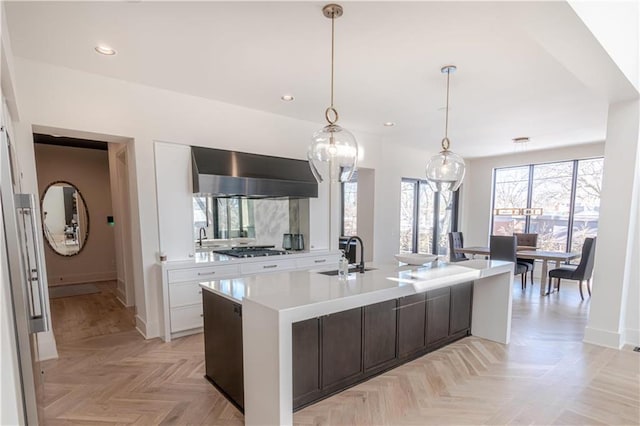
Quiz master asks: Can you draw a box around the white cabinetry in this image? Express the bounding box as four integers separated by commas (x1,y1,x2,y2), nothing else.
240,258,298,274
161,251,339,341
309,179,330,250
154,142,194,261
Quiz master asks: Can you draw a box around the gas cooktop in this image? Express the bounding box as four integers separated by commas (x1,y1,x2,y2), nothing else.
213,245,291,258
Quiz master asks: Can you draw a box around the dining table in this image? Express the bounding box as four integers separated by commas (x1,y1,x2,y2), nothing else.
454,246,580,296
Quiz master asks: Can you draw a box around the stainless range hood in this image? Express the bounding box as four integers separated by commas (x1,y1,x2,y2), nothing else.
191,146,318,198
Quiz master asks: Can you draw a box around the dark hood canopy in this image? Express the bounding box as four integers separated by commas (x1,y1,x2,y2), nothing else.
191,146,318,198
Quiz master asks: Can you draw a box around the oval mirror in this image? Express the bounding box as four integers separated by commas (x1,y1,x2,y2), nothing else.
41,181,89,256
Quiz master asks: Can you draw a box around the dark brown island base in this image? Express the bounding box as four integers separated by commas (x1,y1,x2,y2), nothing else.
202,281,473,412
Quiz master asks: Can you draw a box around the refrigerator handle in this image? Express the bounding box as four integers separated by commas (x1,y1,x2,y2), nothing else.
16,194,48,333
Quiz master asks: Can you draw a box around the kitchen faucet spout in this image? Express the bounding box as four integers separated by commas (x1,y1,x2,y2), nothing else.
198,227,207,247
345,236,365,273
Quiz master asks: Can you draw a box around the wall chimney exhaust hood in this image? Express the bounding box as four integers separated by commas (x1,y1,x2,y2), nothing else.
191,146,318,198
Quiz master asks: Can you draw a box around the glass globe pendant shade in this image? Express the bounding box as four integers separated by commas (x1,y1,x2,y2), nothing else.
308,123,358,183
425,149,466,192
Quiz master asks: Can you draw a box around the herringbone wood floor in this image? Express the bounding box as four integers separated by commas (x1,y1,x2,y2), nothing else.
42,281,639,425
49,281,135,344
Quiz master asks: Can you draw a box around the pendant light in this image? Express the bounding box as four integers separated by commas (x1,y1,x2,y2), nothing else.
308,4,358,183
425,65,466,192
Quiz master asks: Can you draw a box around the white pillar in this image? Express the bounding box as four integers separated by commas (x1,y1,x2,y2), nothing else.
584,99,640,348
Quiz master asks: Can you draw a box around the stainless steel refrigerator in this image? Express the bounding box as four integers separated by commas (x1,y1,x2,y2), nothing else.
1,124,49,425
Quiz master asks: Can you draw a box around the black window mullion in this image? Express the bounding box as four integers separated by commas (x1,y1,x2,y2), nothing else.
432,190,440,255
566,160,579,254
412,180,419,253
340,182,345,236
451,190,460,232
238,199,244,235
213,199,220,238
525,164,534,232
490,169,497,235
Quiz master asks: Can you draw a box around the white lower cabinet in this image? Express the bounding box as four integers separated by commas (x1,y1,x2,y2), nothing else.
296,255,334,268
168,264,240,283
170,304,204,333
240,259,298,274
169,281,203,307
162,252,339,341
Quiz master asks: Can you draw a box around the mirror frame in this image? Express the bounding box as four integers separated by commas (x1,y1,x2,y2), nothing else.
40,180,90,257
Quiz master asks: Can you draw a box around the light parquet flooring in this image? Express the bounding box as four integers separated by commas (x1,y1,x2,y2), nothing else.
41,281,640,425
49,280,136,344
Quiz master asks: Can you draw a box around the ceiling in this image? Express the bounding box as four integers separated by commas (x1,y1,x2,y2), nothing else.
5,1,637,158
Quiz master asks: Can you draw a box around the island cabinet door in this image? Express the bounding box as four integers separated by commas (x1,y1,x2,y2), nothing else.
397,293,427,358
450,282,473,335
321,307,363,390
292,318,321,409
203,291,244,410
363,299,398,372
426,287,451,346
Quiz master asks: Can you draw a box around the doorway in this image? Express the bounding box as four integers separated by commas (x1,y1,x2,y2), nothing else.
33,132,136,344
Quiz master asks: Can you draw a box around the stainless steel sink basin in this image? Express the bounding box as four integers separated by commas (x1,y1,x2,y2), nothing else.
317,267,376,276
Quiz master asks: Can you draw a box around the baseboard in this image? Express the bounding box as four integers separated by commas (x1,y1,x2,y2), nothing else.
623,328,640,347
115,293,127,307
135,315,147,338
36,330,59,361
48,271,117,286
115,280,127,307
583,326,623,349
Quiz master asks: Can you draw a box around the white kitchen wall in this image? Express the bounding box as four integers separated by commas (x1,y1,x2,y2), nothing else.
12,57,388,338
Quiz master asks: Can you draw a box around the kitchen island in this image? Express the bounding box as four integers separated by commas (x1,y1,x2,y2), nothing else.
199,259,513,426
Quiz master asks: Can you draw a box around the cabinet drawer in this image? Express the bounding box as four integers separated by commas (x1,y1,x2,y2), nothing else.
168,264,240,283
169,281,203,307
170,304,203,333
296,255,337,269
240,259,298,274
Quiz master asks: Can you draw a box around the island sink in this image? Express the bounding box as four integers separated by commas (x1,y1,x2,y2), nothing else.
317,267,376,276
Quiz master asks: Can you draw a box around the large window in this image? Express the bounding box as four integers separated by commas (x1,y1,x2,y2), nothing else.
400,178,459,255
491,158,603,256
341,176,358,236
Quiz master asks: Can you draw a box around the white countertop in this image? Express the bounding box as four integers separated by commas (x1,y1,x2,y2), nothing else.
199,259,512,313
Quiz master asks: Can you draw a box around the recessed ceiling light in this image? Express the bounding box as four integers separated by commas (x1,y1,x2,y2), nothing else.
95,45,116,56
513,137,530,143
280,94,294,101
383,122,395,127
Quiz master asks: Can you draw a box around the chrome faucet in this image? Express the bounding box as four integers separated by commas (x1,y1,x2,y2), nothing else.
198,227,207,247
345,236,365,273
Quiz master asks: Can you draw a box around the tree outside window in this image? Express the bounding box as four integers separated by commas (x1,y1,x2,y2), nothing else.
400,178,459,255
491,158,603,260
342,181,358,236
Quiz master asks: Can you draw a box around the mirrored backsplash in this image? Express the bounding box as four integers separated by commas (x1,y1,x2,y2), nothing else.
193,196,308,250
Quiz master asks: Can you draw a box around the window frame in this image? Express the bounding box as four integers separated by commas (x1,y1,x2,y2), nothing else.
400,177,459,254
340,172,358,237
490,156,603,254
